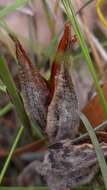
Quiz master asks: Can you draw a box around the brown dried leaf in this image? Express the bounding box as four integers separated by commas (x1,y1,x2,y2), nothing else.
80,82,107,133
10,34,50,130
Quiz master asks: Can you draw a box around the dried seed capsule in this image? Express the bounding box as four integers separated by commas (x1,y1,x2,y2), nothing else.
10,34,49,130
46,23,79,142
46,61,79,142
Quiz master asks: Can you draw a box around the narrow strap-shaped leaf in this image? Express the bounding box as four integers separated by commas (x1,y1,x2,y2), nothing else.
0,126,24,184
79,112,107,188
0,57,31,131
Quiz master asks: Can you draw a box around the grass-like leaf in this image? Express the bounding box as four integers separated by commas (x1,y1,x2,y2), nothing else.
0,56,31,130
62,0,107,117
0,83,6,92
0,0,29,19
79,112,107,188
0,126,24,184
0,102,13,117
41,0,54,36
73,120,107,143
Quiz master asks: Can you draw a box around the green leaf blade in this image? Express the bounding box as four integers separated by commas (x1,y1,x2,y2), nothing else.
79,112,107,188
